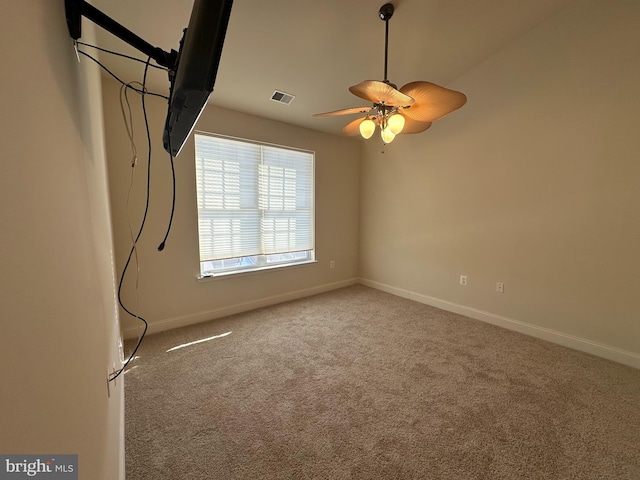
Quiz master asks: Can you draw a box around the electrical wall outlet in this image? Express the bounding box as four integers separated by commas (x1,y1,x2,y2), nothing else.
330,260,335,269
459,275,468,286
496,282,504,293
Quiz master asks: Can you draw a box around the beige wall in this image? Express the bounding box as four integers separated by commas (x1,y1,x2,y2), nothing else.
101,77,361,336
360,0,640,365
0,2,124,478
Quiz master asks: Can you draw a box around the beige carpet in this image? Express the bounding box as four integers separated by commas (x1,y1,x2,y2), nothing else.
124,285,640,479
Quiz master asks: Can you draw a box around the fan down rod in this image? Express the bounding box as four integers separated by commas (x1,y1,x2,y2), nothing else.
379,3,394,83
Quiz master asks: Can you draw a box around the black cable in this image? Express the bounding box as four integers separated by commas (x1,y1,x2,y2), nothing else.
77,45,175,378
77,49,168,100
77,41,167,70
157,140,176,251
110,57,153,383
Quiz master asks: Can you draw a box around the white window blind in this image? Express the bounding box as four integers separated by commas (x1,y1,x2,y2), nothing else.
195,133,314,267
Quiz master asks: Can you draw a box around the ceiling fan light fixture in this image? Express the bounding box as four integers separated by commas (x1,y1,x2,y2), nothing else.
359,118,376,139
381,127,396,144
387,113,405,134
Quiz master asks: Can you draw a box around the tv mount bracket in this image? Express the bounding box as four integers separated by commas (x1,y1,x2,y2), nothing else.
64,0,178,70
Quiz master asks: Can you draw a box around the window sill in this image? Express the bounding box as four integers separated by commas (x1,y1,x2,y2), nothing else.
197,259,317,281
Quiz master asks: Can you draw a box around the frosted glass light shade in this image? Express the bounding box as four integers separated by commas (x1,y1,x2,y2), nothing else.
387,113,405,134
359,118,376,139
381,127,396,143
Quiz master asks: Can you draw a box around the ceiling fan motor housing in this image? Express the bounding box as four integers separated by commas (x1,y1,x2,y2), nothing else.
383,80,398,90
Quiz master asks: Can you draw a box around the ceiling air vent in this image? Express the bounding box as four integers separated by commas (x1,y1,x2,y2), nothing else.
270,90,295,105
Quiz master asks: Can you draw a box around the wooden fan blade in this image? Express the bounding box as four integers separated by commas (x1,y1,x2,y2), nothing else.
400,115,432,134
349,80,415,106
313,107,372,117
399,81,467,122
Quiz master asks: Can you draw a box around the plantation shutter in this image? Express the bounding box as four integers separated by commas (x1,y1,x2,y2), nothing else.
195,134,314,262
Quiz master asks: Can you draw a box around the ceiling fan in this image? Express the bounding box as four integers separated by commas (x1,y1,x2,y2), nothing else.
314,3,467,143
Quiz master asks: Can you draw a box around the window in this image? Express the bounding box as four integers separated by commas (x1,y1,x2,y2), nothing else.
195,133,315,277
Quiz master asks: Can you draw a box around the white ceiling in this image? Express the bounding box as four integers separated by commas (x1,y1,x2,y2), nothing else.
89,0,574,136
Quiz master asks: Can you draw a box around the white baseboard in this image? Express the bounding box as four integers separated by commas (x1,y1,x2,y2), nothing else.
360,278,640,369
123,277,359,339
